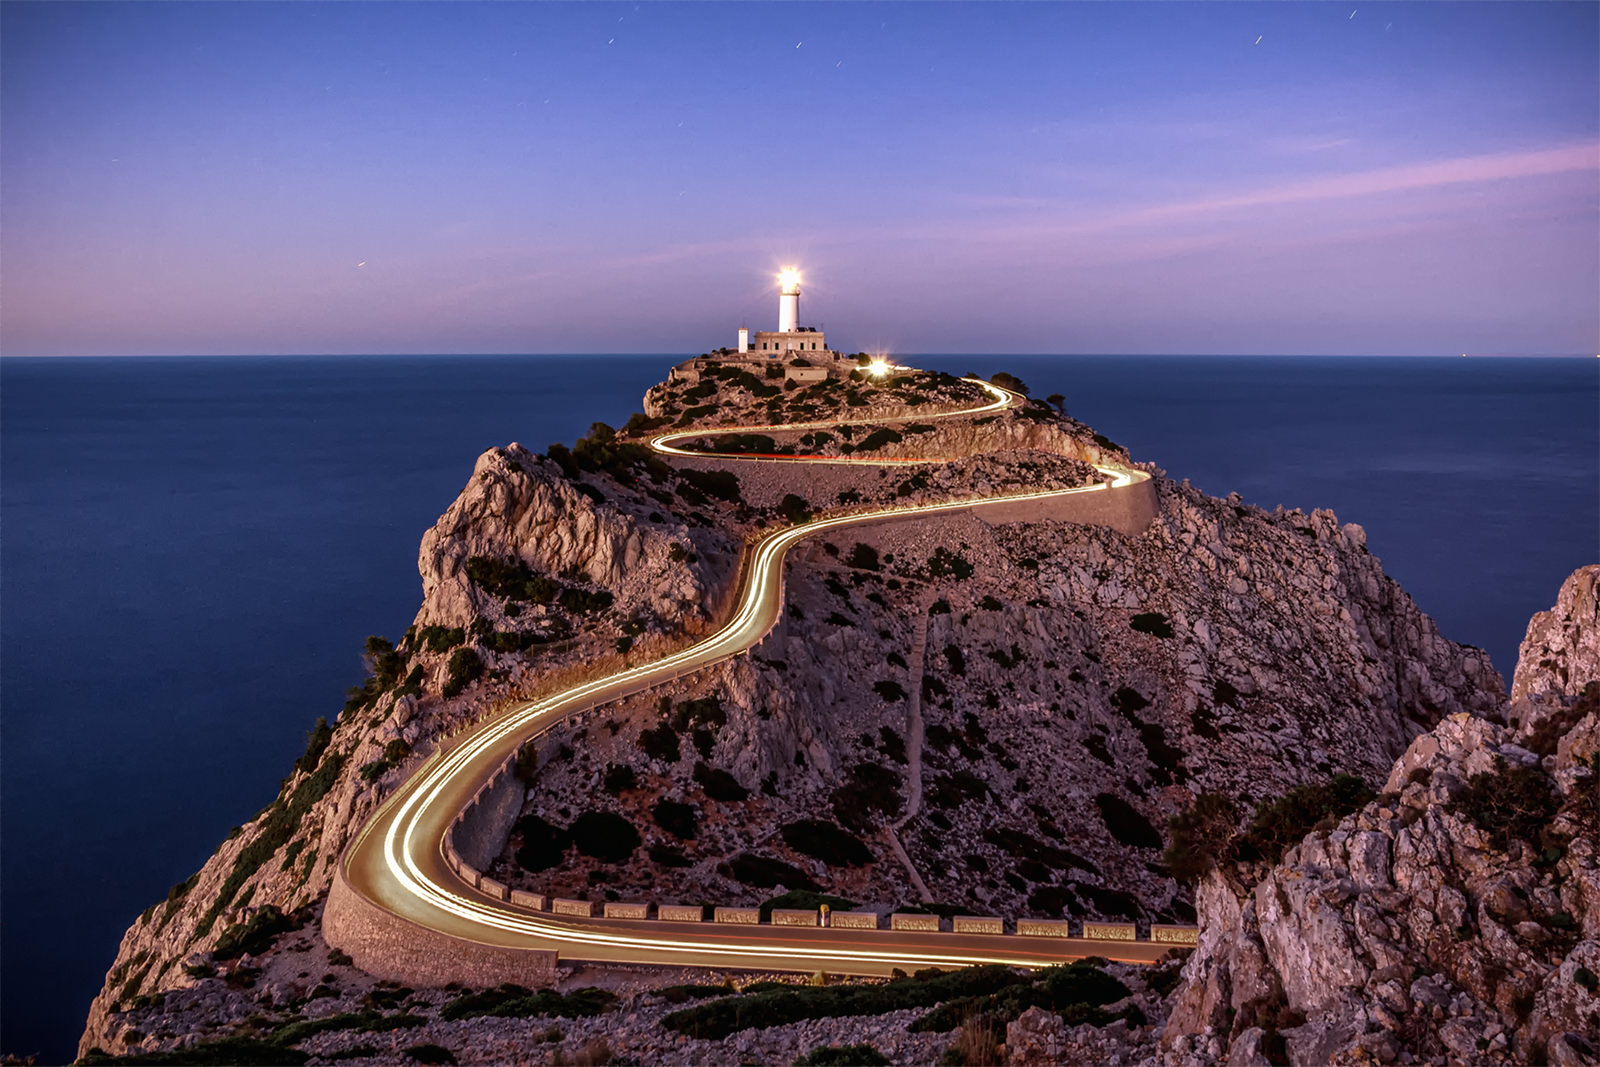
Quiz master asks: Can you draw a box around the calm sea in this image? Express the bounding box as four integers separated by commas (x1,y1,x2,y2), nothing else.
2,354,1595,1060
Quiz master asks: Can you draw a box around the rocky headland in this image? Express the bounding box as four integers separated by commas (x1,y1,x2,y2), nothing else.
75,359,1594,1066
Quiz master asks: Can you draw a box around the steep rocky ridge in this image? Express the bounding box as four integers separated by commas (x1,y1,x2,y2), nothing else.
78,362,1508,1062
1159,565,1600,1066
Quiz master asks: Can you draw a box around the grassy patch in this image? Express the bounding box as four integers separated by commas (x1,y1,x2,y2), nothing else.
213,906,298,960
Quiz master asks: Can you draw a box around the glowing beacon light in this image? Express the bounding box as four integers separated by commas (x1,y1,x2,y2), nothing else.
866,359,890,378
777,267,801,333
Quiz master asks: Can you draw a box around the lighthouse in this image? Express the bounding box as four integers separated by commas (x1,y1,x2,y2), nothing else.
778,267,801,333
746,267,827,356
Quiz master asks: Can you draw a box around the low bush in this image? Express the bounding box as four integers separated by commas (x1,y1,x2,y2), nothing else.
662,965,1027,1040
879,726,908,764
781,819,875,867
758,890,860,922
295,718,334,775
796,1045,891,1066
831,761,904,832
1027,884,1079,917
653,798,699,840
1095,793,1163,850
988,372,1030,396
1129,612,1174,638
81,1038,310,1065
213,905,298,960
726,852,818,891
780,493,812,522
1447,758,1561,854
649,842,693,867
439,984,615,1021
672,695,726,731
602,763,636,795
694,761,750,802
1241,773,1376,864
441,648,482,698
404,1045,456,1066
943,644,966,676
1163,793,1241,884
639,723,681,763
982,827,1099,874
873,680,908,702
855,428,904,452
677,468,742,503
514,815,572,872
569,811,640,863
928,548,974,580
846,544,881,571
910,961,1127,1037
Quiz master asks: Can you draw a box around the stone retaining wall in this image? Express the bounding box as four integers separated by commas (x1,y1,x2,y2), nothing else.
450,755,524,873
323,869,557,989
1017,919,1073,938
551,898,593,917
953,916,1004,934
714,907,761,924
829,911,880,930
603,902,649,920
890,913,940,932
658,905,704,922
969,474,1158,538
1151,924,1201,945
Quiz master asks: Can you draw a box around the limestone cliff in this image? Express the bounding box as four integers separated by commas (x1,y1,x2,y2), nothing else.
77,364,1512,1061
1161,566,1600,1066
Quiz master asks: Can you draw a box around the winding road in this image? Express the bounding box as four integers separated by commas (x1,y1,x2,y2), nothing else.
336,372,1165,978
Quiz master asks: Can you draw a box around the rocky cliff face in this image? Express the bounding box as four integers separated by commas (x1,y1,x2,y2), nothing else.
1161,566,1600,1067
77,363,1520,1063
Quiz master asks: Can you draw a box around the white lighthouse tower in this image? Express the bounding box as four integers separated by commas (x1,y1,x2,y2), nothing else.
742,266,827,356
777,267,801,333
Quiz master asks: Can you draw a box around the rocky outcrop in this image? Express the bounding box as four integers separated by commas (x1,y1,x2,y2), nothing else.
1512,565,1600,705
1164,565,1600,1066
76,361,1528,1062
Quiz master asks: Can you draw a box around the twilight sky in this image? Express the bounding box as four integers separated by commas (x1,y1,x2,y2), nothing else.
3,1,1596,357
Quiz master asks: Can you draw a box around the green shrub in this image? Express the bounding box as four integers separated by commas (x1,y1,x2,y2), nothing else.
856,428,904,452
796,1044,891,1066
653,799,699,839
781,820,874,867
418,624,467,652
640,723,682,762
383,738,412,764
439,984,615,1021
943,644,966,675
557,586,614,615
672,695,727,731
664,965,1027,1040
602,763,637,795
846,544,881,571
1130,612,1174,638
758,890,860,922
1027,884,1078,917
80,1037,310,1065
988,372,1030,396
404,1045,456,1065
1241,773,1376,864
514,815,572,872
873,680,908,702
195,753,344,938
678,468,742,502
1163,793,1240,884
830,761,904,832
649,842,693,867
569,811,640,863
295,718,334,775
780,493,812,522
1447,758,1560,853
1096,793,1163,850
213,905,297,960
982,826,1098,875
360,758,391,782
726,852,818,891
440,647,482,698
694,761,750,802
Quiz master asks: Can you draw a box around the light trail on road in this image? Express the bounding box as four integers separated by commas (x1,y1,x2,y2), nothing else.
341,373,1160,975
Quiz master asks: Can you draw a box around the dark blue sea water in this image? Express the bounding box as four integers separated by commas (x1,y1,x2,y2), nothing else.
2,354,1595,1061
